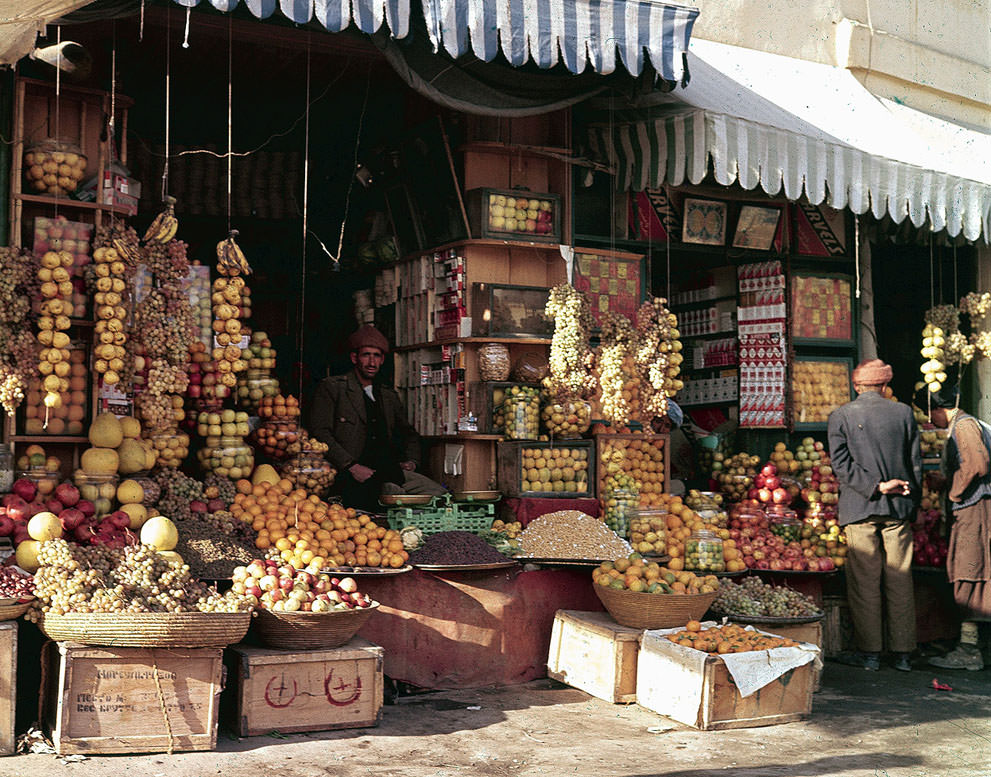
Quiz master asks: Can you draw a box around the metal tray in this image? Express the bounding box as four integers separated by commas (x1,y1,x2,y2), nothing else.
321,565,413,576
413,560,518,572
453,490,502,502
379,494,434,506
721,612,825,625
518,557,605,567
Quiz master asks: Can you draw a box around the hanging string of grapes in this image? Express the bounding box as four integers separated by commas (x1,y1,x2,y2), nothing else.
0,247,41,415
634,297,684,419
596,313,638,427
544,283,596,401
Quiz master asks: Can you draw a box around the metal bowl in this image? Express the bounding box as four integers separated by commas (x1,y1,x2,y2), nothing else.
453,490,502,502
379,494,433,506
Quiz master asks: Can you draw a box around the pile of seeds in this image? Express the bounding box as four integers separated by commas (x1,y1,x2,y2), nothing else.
409,531,509,566
173,517,257,579
518,510,632,559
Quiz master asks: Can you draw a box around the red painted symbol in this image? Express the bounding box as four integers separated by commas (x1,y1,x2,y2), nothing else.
324,669,362,707
264,675,298,708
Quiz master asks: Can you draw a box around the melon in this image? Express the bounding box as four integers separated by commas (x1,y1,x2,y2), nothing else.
143,442,157,471
81,447,119,476
15,540,42,573
117,439,147,475
27,511,63,541
120,502,148,530
252,463,280,486
117,479,145,504
158,550,184,565
119,416,142,439
140,516,178,550
88,413,123,448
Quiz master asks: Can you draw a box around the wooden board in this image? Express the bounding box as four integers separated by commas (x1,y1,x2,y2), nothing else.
547,610,641,704
636,633,814,730
0,623,15,755
821,595,853,657
43,642,222,754
226,637,384,737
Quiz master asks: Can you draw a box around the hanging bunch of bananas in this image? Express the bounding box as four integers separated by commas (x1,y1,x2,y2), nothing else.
920,322,947,393
105,220,141,266
216,229,252,277
142,195,178,245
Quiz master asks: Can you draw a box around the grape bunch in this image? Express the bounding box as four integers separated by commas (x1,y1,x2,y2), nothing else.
545,283,596,401
973,330,991,361
924,303,961,333
204,471,237,506
634,297,684,419
154,467,205,522
0,245,41,413
28,539,249,616
944,331,975,365
960,292,991,319
596,313,638,426
712,576,821,618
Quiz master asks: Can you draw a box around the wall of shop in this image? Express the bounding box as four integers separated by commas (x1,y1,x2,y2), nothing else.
681,0,991,127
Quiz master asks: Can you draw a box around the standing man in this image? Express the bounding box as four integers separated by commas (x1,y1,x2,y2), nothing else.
309,325,446,511
920,385,990,671
828,358,921,671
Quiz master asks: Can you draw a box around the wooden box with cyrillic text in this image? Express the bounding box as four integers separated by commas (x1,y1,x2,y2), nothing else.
547,610,641,703
225,638,383,737
42,642,222,754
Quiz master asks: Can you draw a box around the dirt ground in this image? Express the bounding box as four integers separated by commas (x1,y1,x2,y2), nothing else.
2,658,989,777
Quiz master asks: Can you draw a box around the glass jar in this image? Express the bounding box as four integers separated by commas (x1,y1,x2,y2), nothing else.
250,419,301,461
502,391,541,440
603,486,639,538
718,473,753,502
477,343,511,382
236,369,280,411
0,444,13,493
198,435,254,480
541,399,591,439
630,507,668,556
17,469,61,499
72,471,118,517
768,507,802,544
148,431,190,469
685,490,727,528
685,528,725,573
280,452,336,496
23,139,88,196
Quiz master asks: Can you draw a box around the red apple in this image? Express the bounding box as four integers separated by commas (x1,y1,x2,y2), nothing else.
59,508,85,531
77,499,96,518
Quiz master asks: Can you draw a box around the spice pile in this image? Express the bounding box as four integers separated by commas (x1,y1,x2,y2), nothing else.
409,531,509,566
518,510,631,559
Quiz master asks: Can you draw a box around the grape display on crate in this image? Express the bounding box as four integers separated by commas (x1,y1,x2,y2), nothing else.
519,445,590,494
712,576,822,619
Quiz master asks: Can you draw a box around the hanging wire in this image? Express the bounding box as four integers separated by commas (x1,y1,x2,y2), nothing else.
139,0,145,42
226,15,233,232
182,7,191,49
298,36,312,402
953,244,958,304
854,215,861,298
929,234,935,309
108,23,118,223
53,26,61,222
160,11,171,202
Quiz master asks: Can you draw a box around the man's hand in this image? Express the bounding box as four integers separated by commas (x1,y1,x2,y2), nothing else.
349,463,376,483
399,461,416,472
879,479,910,496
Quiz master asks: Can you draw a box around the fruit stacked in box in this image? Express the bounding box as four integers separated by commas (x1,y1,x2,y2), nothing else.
516,443,592,496
482,190,558,239
597,435,667,507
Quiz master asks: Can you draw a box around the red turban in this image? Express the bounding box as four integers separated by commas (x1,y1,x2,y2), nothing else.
347,325,389,354
852,358,892,386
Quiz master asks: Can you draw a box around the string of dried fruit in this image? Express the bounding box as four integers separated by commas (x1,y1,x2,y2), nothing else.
634,297,684,418
597,313,638,426
920,322,948,392
90,235,130,388
544,283,595,400
36,244,75,411
0,246,41,414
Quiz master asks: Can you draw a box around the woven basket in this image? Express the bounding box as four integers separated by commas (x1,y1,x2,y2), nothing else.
0,600,33,622
595,585,717,629
38,611,251,647
252,603,378,650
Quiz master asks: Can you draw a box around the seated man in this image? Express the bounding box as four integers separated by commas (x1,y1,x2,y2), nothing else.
309,325,445,511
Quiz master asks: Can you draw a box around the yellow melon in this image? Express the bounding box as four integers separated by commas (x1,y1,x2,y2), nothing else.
140,516,178,550
119,416,142,439
88,413,123,448
117,479,145,504
80,447,119,476
15,540,42,573
158,550,184,565
252,463,280,486
120,502,148,529
117,438,147,475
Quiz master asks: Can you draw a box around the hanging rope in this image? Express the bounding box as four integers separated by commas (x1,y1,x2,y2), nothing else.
139,0,145,42
160,11,171,202
298,36,311,402
929,234,935,310
182,7,191,49
854,215,860,298
953,244,958,305
226,15,233,233
53,26,61,222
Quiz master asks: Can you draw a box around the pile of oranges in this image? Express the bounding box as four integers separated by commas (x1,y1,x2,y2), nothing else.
651,494,745,573
593,555,718,595
231,478,409,569
666,621,799,654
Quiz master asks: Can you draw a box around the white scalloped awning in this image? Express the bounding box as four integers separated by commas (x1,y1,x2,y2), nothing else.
588,38,991,241
167,0,699,80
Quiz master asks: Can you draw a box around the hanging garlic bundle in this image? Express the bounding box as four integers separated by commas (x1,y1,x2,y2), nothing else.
597,313,638,426
634,297,684,418
544,283,595,401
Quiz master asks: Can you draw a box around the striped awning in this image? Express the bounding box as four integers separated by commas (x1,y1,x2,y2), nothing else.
169,0,699,80
588,39,991,241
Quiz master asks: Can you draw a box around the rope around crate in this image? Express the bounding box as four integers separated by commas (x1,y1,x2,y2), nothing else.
150,651,176,756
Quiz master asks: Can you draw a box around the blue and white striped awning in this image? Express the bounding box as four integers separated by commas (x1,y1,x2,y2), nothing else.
169,0,699,80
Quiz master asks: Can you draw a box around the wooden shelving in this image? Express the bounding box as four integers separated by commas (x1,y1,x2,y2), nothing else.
14,193,134,216
396,336,551,353
9,435,88,444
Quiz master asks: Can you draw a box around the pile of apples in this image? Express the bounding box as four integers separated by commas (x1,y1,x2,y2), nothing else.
748,462,796,507
726,497,843,572
186,341,231,406
232,560,376,613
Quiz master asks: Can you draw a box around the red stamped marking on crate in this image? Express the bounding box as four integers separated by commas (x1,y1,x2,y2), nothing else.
325,669,362,707
264,675,299,708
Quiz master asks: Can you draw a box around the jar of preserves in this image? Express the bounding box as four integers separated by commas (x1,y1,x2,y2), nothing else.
18,469,60,499
768,507,802,544
630,507,668,556
477,343,511,381
541,399,591,439
250,418,301,461
280,452,336,497
236,369,280,411
684,490,727,528
685,528,725,573
502,390,541,440
603,486,638,538
0,444,13,493
72,471,119,517
197,435,254,480
148,430,190,469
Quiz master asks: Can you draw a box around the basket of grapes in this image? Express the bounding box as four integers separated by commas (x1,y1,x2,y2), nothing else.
710,576,823,624
30,540,252,647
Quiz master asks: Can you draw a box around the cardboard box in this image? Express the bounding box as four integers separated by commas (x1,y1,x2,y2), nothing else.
547,610,641,703
43,642,223,754
225,638,383,737
636,631,814,730
0,623,15,755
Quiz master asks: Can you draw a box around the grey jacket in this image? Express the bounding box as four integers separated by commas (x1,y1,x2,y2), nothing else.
826,391,921,525
308,372,420,472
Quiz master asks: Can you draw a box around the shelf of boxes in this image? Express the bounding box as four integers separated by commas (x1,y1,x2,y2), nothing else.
737,260,788,429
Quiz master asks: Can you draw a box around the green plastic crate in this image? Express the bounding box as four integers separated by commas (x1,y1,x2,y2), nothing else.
385,499,496,535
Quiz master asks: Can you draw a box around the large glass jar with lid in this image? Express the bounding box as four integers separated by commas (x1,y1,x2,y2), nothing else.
767,506,802,544
236,369,280,412
198,435,254,480
0,444,13,493
603,485,639,539
685,528,725,572
502,390,541,440
630,506,668,556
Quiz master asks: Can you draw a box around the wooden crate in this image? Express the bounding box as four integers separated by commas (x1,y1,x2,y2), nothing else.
0,623,15,755
226,638,383,737
636,631,814,730
729,620,823,692
822,595,853,657
594,433,669,501
42,642,223,754
496,439,596,498
547,610,641,703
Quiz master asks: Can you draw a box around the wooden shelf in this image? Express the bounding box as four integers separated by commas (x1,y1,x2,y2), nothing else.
399,238,564,264
670,295,738,309
678,399,738,408
15,193,134,217
459,142,573,157
683,330,737,340
423,434,504,441
396,336,551,352
9,435,88,443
